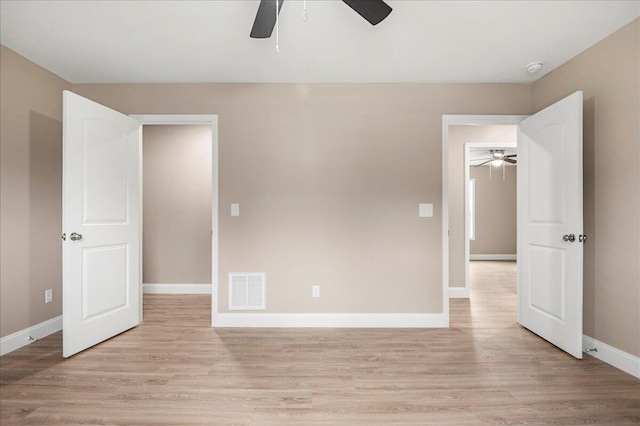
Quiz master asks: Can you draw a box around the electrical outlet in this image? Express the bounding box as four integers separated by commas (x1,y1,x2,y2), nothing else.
45,289,53,304
312,286,320,298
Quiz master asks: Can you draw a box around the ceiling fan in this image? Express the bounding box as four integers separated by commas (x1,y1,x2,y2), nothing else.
472,149,517,167
250,0,393,38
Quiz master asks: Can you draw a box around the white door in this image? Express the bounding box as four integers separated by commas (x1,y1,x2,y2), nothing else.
63,91,142,357
517,91,583,359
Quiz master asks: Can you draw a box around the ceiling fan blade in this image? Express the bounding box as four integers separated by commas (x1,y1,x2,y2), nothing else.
342,0,392,25
504,154,517,158
504,158,517,164
250,0,284,39
473,160,492,167
472,157,492,162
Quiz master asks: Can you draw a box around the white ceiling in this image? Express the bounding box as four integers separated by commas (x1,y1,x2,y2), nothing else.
1,1,638,84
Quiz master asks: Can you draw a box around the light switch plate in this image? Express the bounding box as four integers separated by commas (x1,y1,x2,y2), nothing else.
419,203,433,218
231,203,240,217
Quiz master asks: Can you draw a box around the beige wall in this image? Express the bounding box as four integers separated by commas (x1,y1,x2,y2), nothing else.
142,125,212,284
532,19,640,357
72,83,531,314
0,46,70,337
469,165,517,255
447,125,517,287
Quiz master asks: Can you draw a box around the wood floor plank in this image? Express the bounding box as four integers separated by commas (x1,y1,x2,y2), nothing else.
1,261,638,425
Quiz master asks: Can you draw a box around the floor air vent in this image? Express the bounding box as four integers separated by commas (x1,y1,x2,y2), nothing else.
228,273,266,310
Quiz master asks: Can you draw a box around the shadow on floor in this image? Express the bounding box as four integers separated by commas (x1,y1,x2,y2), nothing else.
0,331,64,387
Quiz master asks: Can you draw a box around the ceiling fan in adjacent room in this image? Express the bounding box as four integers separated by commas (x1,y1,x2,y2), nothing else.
250,0,393,38
472,149,517,167
471,149,517,180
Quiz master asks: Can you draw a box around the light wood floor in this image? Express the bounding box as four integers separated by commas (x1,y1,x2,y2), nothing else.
1,261,638,425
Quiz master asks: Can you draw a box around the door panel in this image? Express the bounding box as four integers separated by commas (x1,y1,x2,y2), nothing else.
82,244,129,321
83,120,129,223
529,245,565,321
529,123,566,223
63,91,141,358
518,91,583,359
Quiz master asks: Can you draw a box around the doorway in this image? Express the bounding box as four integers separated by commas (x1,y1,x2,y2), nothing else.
465,141,518,294
61,95,219,356
142,124,213,293
442,92,585,359
441,115,527,332
441,116,526,306
131,115,218,322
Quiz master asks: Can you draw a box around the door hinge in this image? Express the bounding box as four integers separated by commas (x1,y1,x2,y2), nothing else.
62,233,66,241
579,234,587,243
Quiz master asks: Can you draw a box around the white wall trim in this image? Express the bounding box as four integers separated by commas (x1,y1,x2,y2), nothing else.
130,114,218,126
470,254,517,261
214,313,447,328
448,287,470,298
0,315,62,356
583,335,640,379
441,119,451,326
143,283,212,294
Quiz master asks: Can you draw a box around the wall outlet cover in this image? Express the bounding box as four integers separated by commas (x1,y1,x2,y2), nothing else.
419,203,434,218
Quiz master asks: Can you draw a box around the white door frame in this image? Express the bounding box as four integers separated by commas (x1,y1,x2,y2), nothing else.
463,141,518,295
130,114,218,325
441,115,528,307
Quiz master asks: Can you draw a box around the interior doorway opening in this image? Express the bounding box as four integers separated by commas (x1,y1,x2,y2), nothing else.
142,124,213,292
465,139,519,323
465,140,518,293
131,115,218,323
442,117,524,304
444,93,585,359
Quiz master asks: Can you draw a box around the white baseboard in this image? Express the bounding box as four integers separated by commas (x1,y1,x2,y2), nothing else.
583,335,640,378
0,315,62,356
213,313,447,328
449,287,470,298
143,283,212,294
470,254,517,261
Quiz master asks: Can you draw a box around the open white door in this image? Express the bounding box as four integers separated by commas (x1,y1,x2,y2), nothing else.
517,91,583,359
63,91,142,357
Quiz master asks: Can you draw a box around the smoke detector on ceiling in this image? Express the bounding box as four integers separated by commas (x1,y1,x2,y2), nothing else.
527,61,544,74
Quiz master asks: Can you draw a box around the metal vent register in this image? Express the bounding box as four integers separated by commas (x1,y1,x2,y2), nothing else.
228,273,265,310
